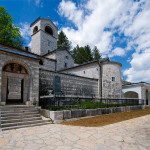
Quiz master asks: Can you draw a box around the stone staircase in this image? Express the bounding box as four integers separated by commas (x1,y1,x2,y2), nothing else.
0,105,50,131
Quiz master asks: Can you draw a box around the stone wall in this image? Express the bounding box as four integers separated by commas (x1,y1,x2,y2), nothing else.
40,31,57,55
0,51,39,105
31,19,58,55
31,20,41,55
62,62,100,79
40,58,56,71
40,105,145,123
102,62,122,98
55,51,74,71
141,84,150,105
39,69,99,97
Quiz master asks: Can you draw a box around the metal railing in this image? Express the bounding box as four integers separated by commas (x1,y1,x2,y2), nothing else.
39,96,144,110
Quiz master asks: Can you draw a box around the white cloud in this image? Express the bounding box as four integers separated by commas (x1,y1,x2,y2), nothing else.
109,47,125,57
58,0,150,83
124,49,150,82
35,0,43,7
19,22,31,41
35,0,40,6
53,21,59,26
58,0,128,54
19,22,31,46
58,0,83,27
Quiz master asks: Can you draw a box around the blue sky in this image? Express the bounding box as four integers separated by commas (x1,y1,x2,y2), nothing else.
1,0,150,83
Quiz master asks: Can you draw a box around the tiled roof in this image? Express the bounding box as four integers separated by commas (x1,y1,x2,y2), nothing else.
0,46,39,60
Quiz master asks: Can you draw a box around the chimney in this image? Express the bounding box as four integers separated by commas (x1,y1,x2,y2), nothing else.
25,47,28,51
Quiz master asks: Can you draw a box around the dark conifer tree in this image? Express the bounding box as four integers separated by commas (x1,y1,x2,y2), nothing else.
92,46,102,60
57,31,71,51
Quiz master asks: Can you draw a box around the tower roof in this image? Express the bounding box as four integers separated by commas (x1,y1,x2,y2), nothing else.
30,17,58,30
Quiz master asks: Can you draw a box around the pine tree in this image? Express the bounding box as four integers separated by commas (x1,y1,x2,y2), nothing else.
57,31,71,51
93,46,102,60
72,45,94,64
84,45,93,61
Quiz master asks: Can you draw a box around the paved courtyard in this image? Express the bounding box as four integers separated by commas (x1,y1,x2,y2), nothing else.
0,115,150,150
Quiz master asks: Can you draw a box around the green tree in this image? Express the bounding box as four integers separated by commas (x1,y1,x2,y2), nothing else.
72,45,93,64
72,45,102,64
0,6,23,48
92,46,102,60
84,45,93,61
57,31,71,51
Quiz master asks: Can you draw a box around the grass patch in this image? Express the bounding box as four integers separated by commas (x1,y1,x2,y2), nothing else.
47,101,138,111
61,106,150,127
75,101,136,109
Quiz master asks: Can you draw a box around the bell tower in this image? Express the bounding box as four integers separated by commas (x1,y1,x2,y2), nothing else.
30,17,58,55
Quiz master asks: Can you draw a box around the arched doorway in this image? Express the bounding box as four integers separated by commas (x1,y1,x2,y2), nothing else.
124,91,139,98
146,89,148,105
2,62,30,104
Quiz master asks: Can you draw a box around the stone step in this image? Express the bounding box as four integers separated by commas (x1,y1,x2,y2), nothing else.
1,111,40,117
0,105,49,130
1,114,41,120
1,122,51,131
0,107,38,111
0,105,35,109
0,109,39,114
0,108,38,111
1,120,49,128
1,117,42,124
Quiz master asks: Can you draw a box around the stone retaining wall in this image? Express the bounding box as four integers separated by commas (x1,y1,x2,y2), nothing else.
40,105,145,123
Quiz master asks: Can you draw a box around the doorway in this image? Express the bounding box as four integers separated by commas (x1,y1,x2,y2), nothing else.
6,78,24,104
146,89,148,105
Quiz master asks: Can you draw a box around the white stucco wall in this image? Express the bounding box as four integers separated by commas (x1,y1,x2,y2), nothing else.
62,63,100,79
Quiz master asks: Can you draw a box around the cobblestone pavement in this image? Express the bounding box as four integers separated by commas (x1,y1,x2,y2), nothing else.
0,115,150,150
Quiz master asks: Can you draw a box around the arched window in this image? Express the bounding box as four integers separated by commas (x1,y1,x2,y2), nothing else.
45,26,53,36
33,26,38,34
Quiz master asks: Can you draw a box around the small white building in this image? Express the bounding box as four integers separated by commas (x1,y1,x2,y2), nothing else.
122,82,150,105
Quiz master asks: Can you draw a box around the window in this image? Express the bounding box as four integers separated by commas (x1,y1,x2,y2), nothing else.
39,60,43,65
33,26,38,34
112,77,115,82
64,63,68,68
66,56,69,59
45,26,53,36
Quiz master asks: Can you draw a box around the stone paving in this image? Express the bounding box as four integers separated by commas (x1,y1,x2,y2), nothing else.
0,115,150,150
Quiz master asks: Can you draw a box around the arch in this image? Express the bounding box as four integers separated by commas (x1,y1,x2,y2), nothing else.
124,91,139,98
3,63,28,74
45,26,53,36
2,60,31,75
1,60,31,105
33,26,38,34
